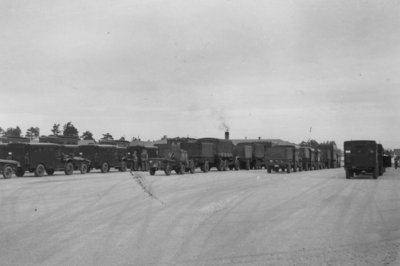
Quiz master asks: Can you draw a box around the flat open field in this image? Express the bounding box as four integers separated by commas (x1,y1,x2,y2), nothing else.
1,167,400,265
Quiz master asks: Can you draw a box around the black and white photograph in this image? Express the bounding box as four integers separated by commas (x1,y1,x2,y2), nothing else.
1,0,400,265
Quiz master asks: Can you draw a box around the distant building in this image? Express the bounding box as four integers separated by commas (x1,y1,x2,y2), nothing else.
39,135,79,145
0,136,30,143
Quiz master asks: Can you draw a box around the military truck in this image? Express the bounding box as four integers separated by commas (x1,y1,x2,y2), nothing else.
6,143,81,177
196,138,239,171
299,146,313,171
313,149,323,169
78,144,127,173
251,141,272,170
179,141,214,172
148,144,195,176
61,145,91,174
344,140,381,179
265,145,299,173
234,143,253,170
318,143,338,168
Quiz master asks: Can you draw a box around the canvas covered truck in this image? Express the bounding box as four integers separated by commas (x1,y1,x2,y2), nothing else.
318,143,338,168
234,143,253,170
251,141,272,170
265,145,298,173
148,144,195,176
344,140,382,179
299,147,313,171
196,138,239,171
179,141,214,172
313,149,323,169
78,144,127,173
6,143,81,177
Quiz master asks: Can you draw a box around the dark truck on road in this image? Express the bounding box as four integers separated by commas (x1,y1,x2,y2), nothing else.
344,140,386,179
265,145,299,173
78,144,128,173
6,143,83,177
318,143,338,169
179,141,214,172
234,143,253,170
299,146,313,171
196,138,239,171
148,144,195,176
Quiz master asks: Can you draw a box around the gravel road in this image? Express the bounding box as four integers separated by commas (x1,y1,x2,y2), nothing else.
1,168,399,265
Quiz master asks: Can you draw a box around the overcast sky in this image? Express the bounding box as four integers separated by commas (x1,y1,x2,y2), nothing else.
1,0,400,148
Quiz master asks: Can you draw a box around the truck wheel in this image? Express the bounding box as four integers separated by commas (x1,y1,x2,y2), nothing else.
34,164,45,177
267,166,272,173
64,162,74,175
150,168,156,176
16,167,25,177
101,162,109,173
80,163,88,174
120,162,127,172
46,169,55,175
87,166,91,173
3,166,13,179
164,164,171,176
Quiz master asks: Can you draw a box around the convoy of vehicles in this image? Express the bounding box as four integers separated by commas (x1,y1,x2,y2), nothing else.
0,137,392,179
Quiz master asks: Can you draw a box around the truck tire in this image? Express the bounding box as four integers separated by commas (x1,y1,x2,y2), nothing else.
64,162,74,175
3,166,13,179
150,168,156,176
287,165,291,173
80,163,88,174
101,162,109,173
46,168,55,175
120,162,127,172
16,167,25,177
34,164,45,177
267,166,272,173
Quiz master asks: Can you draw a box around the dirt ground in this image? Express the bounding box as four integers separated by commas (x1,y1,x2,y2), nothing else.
1,167,400,265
